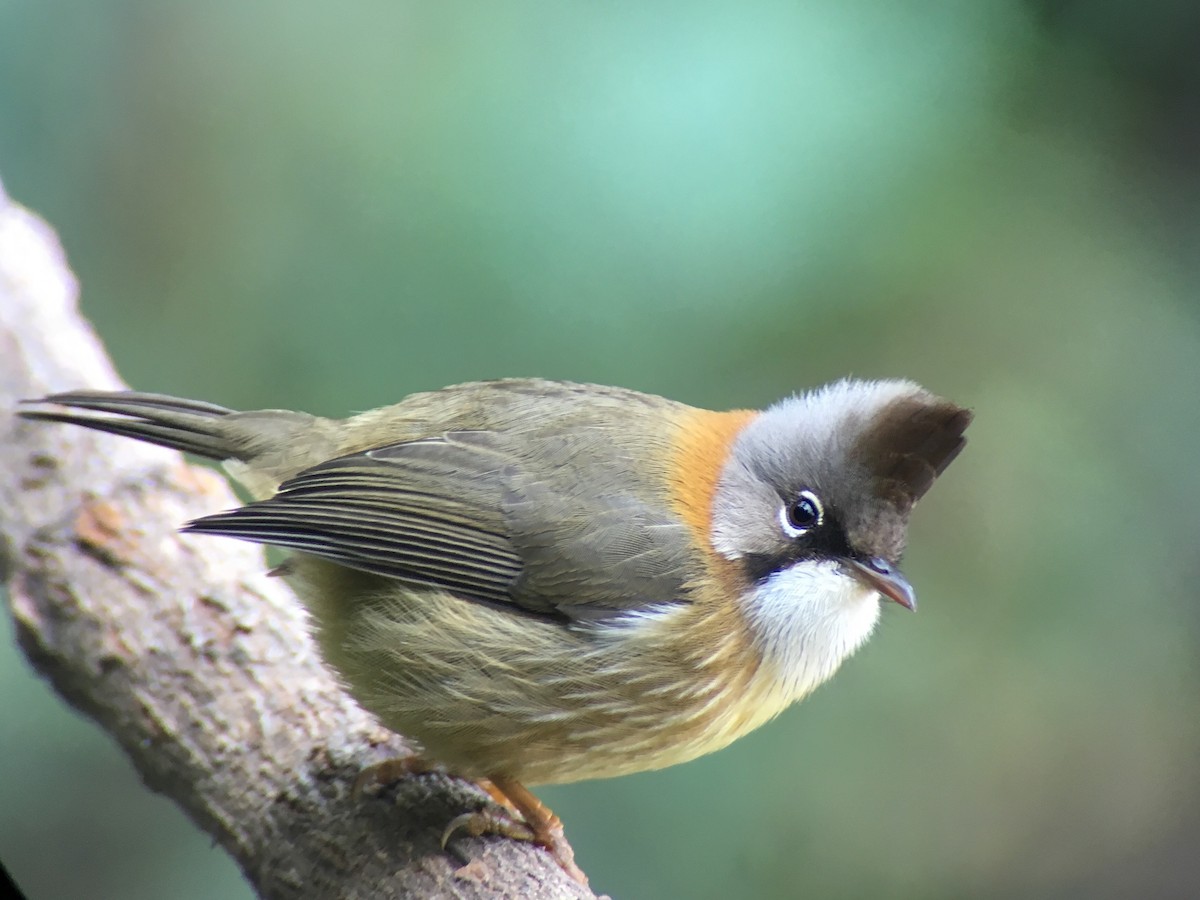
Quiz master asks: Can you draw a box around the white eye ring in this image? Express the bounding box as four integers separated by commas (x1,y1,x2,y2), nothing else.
780,489,824,538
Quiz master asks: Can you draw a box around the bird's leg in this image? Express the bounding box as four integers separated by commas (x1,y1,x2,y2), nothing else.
473,778,522,817
354,758,587,884
442,775,587,885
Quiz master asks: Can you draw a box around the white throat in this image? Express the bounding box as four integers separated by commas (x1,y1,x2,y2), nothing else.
738,560,881,703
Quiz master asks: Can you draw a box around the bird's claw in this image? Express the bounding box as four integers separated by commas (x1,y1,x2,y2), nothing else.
440,805,587,885
441,809,536,848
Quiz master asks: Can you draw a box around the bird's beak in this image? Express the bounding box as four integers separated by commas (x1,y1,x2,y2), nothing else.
845,557,916,611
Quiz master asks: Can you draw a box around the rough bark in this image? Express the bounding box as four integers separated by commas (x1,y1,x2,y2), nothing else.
0,178,597,900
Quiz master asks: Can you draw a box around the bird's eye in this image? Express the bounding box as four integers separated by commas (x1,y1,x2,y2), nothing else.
781,490,824,537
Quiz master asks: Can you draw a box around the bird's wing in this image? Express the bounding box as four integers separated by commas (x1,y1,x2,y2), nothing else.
183,430,696,623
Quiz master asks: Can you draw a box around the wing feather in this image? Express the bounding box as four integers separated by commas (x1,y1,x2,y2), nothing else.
184,429,696,622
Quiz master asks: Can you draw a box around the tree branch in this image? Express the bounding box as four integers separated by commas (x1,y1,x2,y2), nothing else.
0,179,596,900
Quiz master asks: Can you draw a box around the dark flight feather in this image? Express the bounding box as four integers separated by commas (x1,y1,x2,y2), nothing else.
184,431,695,623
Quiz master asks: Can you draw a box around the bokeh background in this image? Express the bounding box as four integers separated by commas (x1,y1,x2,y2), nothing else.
3,2,1200,898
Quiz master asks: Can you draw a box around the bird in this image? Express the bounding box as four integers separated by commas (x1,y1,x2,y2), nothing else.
21,377,971,884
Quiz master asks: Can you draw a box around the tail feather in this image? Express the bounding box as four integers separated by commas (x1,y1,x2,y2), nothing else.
31,390,233,417
20,391,237,460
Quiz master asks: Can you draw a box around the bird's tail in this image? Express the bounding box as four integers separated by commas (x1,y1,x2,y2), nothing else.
19,391,239,460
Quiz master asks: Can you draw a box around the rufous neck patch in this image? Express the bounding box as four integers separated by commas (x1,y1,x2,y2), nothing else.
667,407,758,545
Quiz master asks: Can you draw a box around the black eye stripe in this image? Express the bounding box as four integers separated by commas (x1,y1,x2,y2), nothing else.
742,551,791,585
746,494,854,584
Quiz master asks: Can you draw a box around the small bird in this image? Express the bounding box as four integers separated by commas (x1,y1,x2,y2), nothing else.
21,378,970,883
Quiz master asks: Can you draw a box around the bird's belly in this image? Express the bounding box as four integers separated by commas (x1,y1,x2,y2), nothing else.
296,566,779,785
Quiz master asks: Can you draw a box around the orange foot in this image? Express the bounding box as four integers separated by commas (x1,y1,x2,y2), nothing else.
353,760,588,885
442,775,587,886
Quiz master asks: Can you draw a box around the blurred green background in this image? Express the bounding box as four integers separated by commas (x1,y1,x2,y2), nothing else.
3,1,1200,897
